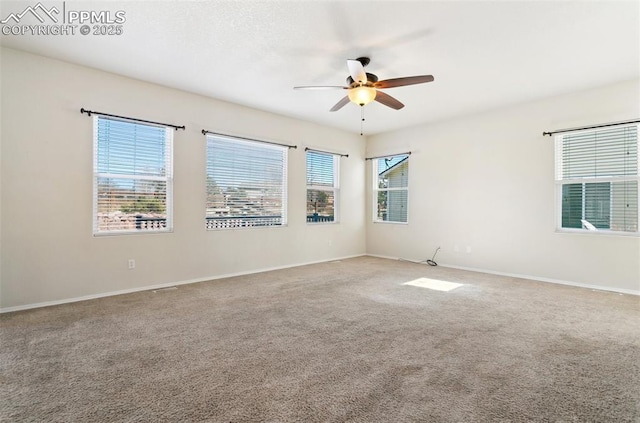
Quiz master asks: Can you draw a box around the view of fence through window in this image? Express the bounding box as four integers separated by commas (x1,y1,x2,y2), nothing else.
93,117,173,234
306,150,339,223
206,134,288,229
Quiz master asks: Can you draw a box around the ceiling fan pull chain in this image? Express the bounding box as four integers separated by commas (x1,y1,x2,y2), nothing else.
360,106,365,136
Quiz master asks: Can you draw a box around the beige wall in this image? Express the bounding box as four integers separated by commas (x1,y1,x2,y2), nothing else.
366,79,640,293
0,48,366,310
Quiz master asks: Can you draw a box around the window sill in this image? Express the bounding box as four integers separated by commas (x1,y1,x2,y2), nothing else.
373,220,408,225
206,224,288,232
555,228,639,238
94,229,174,237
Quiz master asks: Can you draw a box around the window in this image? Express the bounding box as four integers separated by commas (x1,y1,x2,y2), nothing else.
206,134,288,229
93,116,173,234
555,124,638,234
306,150,339,223
373,154,409,223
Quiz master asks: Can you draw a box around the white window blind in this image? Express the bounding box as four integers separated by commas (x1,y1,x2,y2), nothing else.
373,154,409,223
93,116,173,234
555,124,638,234
206,134,288,229
306,150,339,223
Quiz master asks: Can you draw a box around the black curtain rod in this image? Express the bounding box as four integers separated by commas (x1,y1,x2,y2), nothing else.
365,151,412,160
201,129,297,149
543,119,640,136
304,147,348,158
80,108,185,131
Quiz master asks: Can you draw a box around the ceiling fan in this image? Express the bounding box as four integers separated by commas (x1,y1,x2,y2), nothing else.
294,57,434,112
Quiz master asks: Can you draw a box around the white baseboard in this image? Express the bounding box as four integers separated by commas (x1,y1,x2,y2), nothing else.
0,253,366,314
366,254,640,296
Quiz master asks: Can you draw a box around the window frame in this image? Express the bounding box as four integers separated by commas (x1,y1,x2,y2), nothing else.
92,115,174,236
372,155,410,224
306,150,340,224
554,123,639,236
205,133,289,231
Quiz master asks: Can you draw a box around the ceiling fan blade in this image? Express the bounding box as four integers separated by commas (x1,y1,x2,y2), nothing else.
330,96,351,112
374,91,404,110
347,59,367,84
374,75,434,89
294,85,348,90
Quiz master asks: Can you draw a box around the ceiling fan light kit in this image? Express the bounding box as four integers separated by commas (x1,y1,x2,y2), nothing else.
348,86,377,106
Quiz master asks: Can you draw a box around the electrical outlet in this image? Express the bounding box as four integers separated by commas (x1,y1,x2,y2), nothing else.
128,259,135,269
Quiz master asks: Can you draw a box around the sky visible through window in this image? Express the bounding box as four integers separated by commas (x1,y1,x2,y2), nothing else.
377,155,407,174
306,151,333,186
206,137,284,190
96,118,167,177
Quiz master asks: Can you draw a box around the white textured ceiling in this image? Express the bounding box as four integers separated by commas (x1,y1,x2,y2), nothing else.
1,1,639,135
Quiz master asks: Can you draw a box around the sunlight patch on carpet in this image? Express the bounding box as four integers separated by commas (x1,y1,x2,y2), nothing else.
403,278,463,292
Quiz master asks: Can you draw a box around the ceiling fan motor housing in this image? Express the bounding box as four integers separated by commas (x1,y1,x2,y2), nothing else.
346,73,379,86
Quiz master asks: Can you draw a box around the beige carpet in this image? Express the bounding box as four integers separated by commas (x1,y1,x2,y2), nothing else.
1,256,639,422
